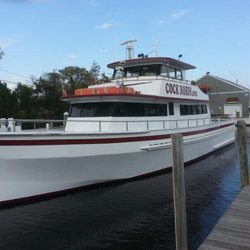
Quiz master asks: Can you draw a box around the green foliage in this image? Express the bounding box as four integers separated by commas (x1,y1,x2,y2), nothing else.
0,47,4,60
59,66,89,94
0,81,17,118
88,61,101,83
34,72,69,119
1,62,109,119
100,72,111,83
59,62,102,95
14,83,38,119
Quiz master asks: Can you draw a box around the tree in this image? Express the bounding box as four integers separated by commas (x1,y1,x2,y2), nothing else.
14,83,38,119
59,62,102,94
34,72,69,119
59,66,89,94
0,61,108,120
100,72,111,83
0,81,17,118
88,61,100,84
0,47,4,60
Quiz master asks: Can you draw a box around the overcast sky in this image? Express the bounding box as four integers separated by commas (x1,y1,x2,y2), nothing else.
0,0,250,88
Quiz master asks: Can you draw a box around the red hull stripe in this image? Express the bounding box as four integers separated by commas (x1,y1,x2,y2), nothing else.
0,123,234,146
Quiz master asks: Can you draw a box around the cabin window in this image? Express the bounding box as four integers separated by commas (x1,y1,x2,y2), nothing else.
169,102,174,115
167,67,183,80
161,65,168,77
124,65,161,77
168,67,176,78
70,102,114,117
180,104,208,115
144,103,167,116
197,105,202,114
114,64,184,80
126,103,145,116
142,65,161,76
69,102,168,117
113,103,129,116
113,102,167,117
202,105,207,114
176,69,183,80
191,105,197,114
124,67,140,77
113,70,124,79
70,104,82,117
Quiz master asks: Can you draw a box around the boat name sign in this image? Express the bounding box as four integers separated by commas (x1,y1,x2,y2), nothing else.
165,82,197,97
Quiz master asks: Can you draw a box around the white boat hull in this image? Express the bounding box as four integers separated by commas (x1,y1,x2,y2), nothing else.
0,122,235,205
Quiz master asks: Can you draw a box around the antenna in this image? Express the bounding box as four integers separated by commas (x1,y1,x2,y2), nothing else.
152,38,159,56
121,39,137,60
147,38,159,57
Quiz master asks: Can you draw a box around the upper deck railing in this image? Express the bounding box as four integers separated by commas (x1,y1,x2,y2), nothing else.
114,75,193,85
0,117,233,134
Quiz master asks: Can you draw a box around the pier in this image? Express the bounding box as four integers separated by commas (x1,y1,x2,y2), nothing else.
199,185,250,249
199,120,250,249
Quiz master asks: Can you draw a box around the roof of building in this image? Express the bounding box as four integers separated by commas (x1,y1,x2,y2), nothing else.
197,74,250,91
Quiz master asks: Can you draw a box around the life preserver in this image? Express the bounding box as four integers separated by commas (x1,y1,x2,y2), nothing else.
74,86,135,96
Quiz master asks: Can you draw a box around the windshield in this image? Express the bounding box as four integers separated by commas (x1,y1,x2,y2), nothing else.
113,64,161,79
113,64,183,80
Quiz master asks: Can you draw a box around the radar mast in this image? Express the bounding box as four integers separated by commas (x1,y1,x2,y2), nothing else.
120,39,137,60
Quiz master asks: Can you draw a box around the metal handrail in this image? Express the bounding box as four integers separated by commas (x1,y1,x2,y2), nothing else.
0,116,233,133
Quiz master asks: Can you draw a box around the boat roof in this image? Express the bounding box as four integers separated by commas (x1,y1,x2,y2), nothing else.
107,57,196,70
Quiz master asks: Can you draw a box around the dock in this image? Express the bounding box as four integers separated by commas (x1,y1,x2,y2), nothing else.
199,185,250,249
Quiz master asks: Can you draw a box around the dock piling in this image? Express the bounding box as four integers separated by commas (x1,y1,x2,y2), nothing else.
237,120,249,188
171,134,188,250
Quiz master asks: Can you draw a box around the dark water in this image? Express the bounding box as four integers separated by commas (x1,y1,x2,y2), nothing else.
1,130,249,250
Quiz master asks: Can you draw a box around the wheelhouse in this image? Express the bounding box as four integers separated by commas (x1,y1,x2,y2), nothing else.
107,57,196,80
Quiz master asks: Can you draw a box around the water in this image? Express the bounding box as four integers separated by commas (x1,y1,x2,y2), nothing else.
0,130,249,250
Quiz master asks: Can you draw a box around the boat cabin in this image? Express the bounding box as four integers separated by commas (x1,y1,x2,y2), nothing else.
107,57,196,81
61,56,211,133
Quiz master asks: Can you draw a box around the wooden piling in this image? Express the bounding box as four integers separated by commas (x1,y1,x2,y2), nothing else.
171,134,188,250
237,120,249,188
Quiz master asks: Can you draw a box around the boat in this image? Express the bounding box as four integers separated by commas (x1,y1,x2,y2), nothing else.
0,54,235,206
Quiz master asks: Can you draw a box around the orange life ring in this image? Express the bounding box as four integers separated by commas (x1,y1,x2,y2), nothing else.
74,86,135,96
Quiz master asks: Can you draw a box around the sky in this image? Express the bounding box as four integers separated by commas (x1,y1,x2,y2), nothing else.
0,0,250,88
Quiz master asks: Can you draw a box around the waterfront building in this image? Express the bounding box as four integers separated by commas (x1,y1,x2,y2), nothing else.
196,73,250,117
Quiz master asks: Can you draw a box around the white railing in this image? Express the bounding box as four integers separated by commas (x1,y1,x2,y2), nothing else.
0,118,64,132
0,117,232,133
